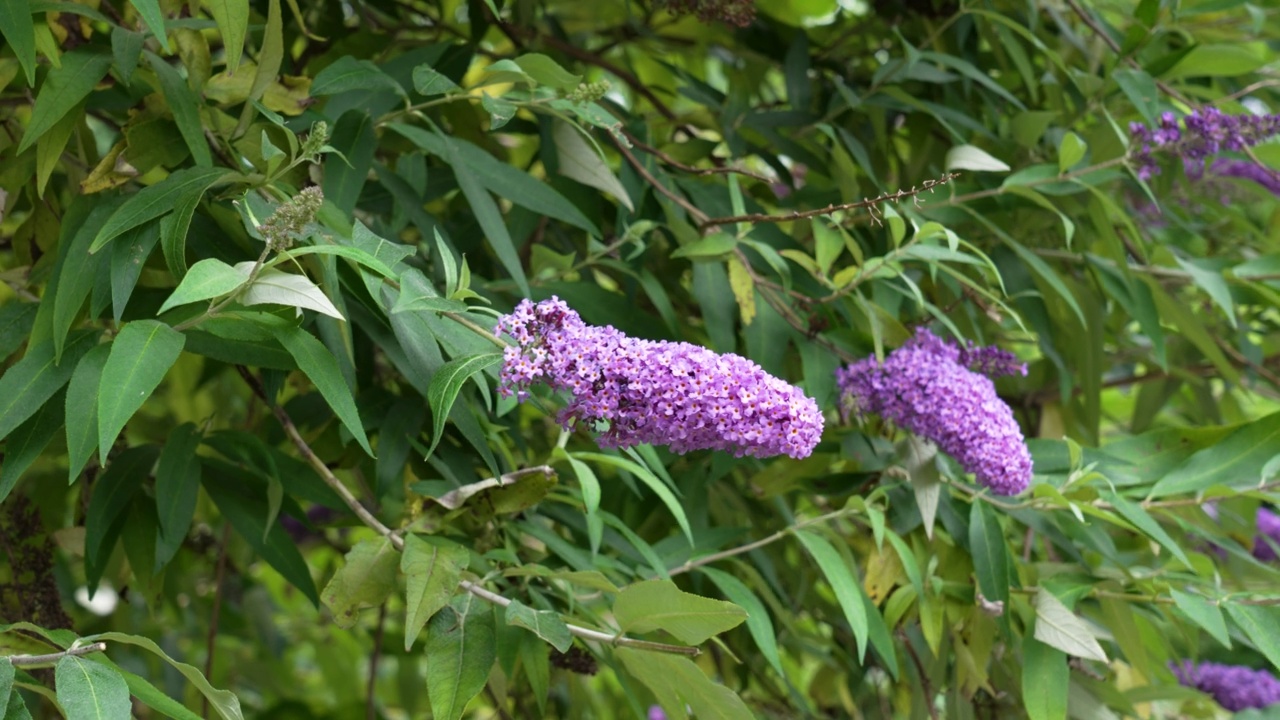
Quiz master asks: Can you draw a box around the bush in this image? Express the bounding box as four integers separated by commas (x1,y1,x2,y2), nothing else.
1,0,1279,718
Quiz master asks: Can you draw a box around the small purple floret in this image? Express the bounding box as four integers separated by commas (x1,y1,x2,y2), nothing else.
1172,661,1280,711
835,328,1032,495
494,297,824,459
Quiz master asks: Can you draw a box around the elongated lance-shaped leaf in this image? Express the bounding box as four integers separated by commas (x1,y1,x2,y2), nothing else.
613,579,746,646
426,593,496,720
574,451,693,547
795,529,869,661
144,51,210,166
97,321,186,453
17,50,112,154
425,352,502,457
402,534,468,651
0,330,98,444
159,259,251,314
90,167,230,253
0,0,36,86
1033,589,1108,662
276,326,373,456
206,0,248,74
321,536,399,628
154,422,203,569
128,0,170,50
85,631,244,720
65,343,110,484
0,389,64,505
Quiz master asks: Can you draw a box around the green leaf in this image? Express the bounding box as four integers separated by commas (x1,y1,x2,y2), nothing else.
448,144,529,297
85,445,158,590
0,651,13,709
1101,492,1190,567
698,566,785,679
90,167,229,253
0,0,36,86
426,593,496,720
613,579,746,645
402,534,469,651
52,202,116,363
1149,412,1280,497
574,452,693,546
109,222,161,323
671,232,737,260
154,422,202,569
35,99,81,197
387,124,599,235
904,436,941,539
795,529,869,660
128,0,170,51
65,342,109,484
97,320,185,453
513,53,581,89
144,51,211,167
1171,589,1230,649
0,389,63,505
945,144,1010,172
84,631,243,720
321,536,399,628
55,656,131,720
1226,604,1280,674
201,458,319,606
110,27,144,85
323,110,377,218
616,647,753,720
17,49,112,154
505,600,572,653
106,661,202,720
1112,69,1160,125
277,244,398,280
233,0,281,137
1057,132,1085,172
4,691,30,720
969,502,1010,633
159,259,250,314
1033,589,1108,662
481,94,515,129
552,120,633,211
239,267,345,319
1175,256,1235,328
207,0,248,74
412,64,460,95
1022,635,1068,720
1165,44,1266,78
312,56,403,97
425,352,501,457
277,326,373,456
0,303,37,363
0,330,97,444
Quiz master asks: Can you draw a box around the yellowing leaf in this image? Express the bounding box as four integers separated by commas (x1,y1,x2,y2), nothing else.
726,255,756,326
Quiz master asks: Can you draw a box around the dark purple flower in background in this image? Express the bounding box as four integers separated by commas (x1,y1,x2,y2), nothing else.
1130,108,1280,180
495,298,824,459
1254,507,1280,560
1210,158,1280,195
836,328,1032,495
1172,661,1280,711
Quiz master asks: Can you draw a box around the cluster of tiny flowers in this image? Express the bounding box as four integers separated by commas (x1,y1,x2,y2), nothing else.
494,298,823,459
567,80,612,104
1210,158,1280,195
656,0,756,26
259,186,324,250
1130,108,1280,180
1172,661,1280,711
835,328,1032,495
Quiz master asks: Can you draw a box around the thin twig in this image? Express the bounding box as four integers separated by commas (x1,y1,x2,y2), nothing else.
700,172,960,231
1062,0,1193,108
900,632,941,720
202,523,232,720
622,129,774,183
367,604,386,720
235,367,700,657
7,642,107,667
668,507,862,578
609,133,710,225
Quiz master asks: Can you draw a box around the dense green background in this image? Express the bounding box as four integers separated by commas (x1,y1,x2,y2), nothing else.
1,0,1279,717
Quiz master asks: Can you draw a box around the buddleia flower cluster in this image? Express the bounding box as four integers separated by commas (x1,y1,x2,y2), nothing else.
258,186,324,251
1172,661,1280,711
494,298,823,459
836,328,1032,495
1130,108,1280,180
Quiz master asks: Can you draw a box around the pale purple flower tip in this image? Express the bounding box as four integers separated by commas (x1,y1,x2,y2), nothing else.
1211,158,1280,195
494,297,824,459
835,328,1032,495
1172,660,1280,711
1254,507,1280,560
1130,108,1280,180
648,706,667,720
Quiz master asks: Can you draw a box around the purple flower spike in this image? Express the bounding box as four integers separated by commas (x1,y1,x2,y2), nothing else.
1172,661,1280,711
494,297,824,459
1130,108,1280,179
835,328,1032,495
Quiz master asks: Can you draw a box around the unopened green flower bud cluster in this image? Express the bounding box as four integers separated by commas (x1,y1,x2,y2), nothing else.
567,80,612,104
260,186,324,251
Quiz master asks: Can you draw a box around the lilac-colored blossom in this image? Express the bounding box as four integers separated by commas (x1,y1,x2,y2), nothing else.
1211,158,1280,195
648,706,667,720
835,328,1032,495
1130,108,1280,180
494,297,824,459
1172,661,1280,711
